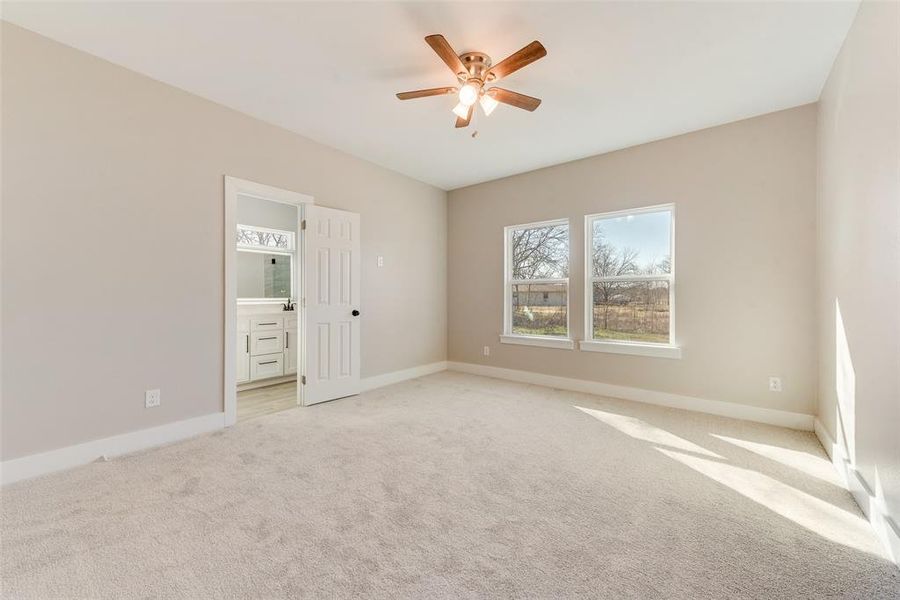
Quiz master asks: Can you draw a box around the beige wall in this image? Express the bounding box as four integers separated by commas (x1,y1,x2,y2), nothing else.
816,1,900,524
1,24,447,460
449,105,818,415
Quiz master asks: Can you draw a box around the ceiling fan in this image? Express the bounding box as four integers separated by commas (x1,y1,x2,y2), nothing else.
396,34,547,128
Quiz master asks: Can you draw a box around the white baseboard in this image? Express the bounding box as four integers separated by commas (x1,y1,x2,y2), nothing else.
1,412,226,486
814,418,900,566
0,361,448,487
361,361,448,392
447,361,815,430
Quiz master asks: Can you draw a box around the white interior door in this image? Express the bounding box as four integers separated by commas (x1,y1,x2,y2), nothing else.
304,205,361,404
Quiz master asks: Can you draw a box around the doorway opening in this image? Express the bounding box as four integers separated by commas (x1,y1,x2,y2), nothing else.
224,177,362,426
224,177,312,425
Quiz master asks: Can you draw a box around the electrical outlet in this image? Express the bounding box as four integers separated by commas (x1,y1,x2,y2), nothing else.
376,255,384,268
145,389,161,408
483,345,490,356
768,377,783,392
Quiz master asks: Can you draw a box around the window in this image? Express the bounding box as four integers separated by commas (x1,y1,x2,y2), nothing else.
236,224,294,251
582,205,679,358
502,219,573,349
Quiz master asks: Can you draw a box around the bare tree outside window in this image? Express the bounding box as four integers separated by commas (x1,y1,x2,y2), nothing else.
512,225,568,279
236,225,293,250
588,208,673,344
507,222,569,337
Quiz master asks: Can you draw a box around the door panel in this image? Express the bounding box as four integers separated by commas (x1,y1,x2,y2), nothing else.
305,206,361,404
317,249,330,304
339,322,349,376
317,323,330,380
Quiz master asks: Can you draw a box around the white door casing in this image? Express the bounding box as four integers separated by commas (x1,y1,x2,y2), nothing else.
304,205,361,404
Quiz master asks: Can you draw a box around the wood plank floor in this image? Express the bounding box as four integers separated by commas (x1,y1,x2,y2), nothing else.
237,381,298,422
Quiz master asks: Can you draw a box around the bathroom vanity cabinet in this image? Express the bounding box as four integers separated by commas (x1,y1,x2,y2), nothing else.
236,313,298,384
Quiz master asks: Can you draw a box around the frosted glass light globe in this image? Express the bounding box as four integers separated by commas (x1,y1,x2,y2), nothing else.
458,83,479,106
480,93,499,116
452,102,470,119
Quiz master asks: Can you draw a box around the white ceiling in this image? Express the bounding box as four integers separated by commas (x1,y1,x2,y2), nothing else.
3,1,859,190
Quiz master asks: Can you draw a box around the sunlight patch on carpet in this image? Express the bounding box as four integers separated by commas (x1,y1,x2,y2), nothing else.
575,406,722,458
656,446,885,558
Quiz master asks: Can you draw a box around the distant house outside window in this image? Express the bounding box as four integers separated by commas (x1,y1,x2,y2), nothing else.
502,219,570,347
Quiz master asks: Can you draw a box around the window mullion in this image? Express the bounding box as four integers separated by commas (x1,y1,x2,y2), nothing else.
509,278,568,285
595,274,672,283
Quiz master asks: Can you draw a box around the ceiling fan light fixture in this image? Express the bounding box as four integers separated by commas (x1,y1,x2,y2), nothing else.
396,35,546,129
452,102,471,120
458,82,480,106
480,93,499,116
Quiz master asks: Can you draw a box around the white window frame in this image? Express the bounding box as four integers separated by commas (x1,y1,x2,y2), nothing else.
501,218,574,350
581,204,681,359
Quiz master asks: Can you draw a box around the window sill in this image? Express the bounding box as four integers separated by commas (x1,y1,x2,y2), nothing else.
579,340,682,359
500,334,575,350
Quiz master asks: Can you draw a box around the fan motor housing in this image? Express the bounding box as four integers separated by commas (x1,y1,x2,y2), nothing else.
459,52,493,81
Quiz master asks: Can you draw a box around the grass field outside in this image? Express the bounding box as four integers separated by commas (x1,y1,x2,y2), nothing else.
511,304,669,342
512,305,567,337
592,304,669,343
592,328,668,343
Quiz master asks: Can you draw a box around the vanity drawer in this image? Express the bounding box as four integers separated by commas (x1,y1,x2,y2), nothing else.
251,331,283,356
251,316,284,331
250,353,283,380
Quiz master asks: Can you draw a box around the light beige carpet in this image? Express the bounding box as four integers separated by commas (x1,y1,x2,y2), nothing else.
2,371,898,599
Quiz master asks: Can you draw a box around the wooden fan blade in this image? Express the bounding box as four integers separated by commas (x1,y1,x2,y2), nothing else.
425,34,468,78
486,41,546,81
396,87,457,100
455,105,474,128
488,87,542,111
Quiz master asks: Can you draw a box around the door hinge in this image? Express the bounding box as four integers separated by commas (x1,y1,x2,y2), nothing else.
301,219,307,230
301,375,306,385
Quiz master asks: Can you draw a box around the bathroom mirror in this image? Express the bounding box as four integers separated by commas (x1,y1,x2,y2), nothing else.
237,251,292,300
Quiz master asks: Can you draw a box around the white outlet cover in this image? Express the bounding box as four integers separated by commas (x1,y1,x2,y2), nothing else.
768,377,783,392
145,389,161,408
376,256,384,267
483,346,490,356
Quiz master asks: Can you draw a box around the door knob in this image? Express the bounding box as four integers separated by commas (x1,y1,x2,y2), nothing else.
352,310,360,316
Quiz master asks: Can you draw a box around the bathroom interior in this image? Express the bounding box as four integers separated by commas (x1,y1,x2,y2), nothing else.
235,194,301,421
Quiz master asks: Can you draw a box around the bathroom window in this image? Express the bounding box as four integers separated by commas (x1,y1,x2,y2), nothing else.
236,224,294,251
